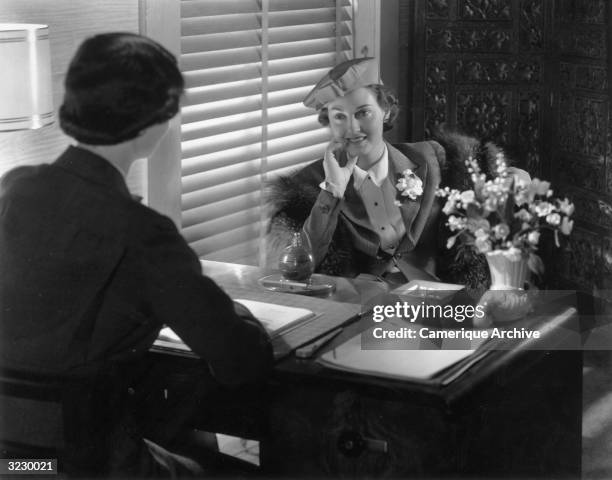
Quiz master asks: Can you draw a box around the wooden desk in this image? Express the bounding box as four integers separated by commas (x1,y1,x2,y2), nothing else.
200,260,390,305
157,261,583,478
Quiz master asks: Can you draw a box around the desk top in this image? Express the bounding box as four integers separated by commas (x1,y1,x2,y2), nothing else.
195,261,580,407
200,260,390,305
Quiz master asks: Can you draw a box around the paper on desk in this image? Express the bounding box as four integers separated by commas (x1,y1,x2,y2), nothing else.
391,279,464,294
390,280,465,304
156,299,316,351
156,326,191,352
234,299,315,336
318,327,486,381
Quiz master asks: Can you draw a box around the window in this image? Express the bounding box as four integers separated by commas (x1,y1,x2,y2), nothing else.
178,0,354,265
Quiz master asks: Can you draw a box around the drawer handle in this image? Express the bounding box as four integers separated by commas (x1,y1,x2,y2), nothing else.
337,430,388,457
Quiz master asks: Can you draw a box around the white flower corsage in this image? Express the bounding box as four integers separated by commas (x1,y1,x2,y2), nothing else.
394,168,423,205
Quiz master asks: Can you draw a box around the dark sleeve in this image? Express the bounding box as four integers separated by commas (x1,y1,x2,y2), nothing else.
139,214,273,386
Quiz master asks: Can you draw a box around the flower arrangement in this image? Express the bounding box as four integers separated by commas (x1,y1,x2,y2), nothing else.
437,152,574,275
395,168,423,205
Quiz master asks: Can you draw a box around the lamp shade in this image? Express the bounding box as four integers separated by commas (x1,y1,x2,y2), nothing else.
0,24,53,131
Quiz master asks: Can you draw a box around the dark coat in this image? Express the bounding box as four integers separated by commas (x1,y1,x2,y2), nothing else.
0,146,271,380
0,146,273,474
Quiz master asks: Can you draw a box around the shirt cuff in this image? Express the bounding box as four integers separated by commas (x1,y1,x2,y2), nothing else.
319,180,346,199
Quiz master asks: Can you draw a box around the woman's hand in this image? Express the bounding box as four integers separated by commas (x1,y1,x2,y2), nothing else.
323,138,358,195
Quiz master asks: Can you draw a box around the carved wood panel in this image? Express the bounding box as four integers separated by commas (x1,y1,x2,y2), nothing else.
552,0,610,291
408,0,611,291
414,0,547,177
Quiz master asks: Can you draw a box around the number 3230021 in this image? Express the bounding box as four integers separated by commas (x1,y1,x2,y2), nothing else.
1,459,57,475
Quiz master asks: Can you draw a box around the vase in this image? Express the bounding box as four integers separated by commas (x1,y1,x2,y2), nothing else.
278,231,315,282
477,251,533,326
485,251,530,290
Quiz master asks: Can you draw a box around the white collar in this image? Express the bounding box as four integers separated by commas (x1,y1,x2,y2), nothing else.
352,145,389,189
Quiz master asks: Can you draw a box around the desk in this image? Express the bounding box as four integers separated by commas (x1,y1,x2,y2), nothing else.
153,261,583,478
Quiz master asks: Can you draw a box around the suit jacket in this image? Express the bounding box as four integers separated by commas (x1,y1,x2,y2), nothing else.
0,146,272,381
1,146,274,474
268,141,445,278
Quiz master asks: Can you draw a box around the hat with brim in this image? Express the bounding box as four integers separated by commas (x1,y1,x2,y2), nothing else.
303,57,381,110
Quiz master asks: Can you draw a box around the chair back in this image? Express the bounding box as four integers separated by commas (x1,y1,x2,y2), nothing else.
0,368,120,475
0,368,65,458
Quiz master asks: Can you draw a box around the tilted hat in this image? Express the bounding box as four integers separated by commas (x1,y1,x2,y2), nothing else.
303,57,381,110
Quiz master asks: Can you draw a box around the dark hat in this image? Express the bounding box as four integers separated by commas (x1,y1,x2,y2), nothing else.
303,57,381,110
59,32,184,145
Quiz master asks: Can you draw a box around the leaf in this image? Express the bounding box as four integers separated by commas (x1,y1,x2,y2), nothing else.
527,253,545,276
466,203,483,219
502,193,515,224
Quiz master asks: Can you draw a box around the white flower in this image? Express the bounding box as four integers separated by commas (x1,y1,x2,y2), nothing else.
483,180,506,197
532,179,551,196
474,237,492,253
459,190,475,206
515,209,532,222
396,169,423,201
527,231,540,245
534,201,554,217
558,198,575,216
514,188,532,206
474,228,488,239
493,223,510,239
515,184,535,206
560,216,574,235
442,200,455,215
494,152,509,177
447,215,467,232
484,197,498,212
437,155,574,256
546,212,561,226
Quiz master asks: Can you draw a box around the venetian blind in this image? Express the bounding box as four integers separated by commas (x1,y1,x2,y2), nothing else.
179,0,354,263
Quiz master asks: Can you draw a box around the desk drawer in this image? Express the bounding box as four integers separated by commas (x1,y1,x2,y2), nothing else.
262,351,582,478
262,387,454,477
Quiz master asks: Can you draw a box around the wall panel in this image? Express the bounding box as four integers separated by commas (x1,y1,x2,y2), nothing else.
402,0,611,292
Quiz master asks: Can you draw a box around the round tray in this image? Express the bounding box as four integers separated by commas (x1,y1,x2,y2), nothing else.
258,273,336,296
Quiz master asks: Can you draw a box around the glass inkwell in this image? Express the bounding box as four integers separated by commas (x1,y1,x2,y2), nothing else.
259,230,335,295
278,231,315,282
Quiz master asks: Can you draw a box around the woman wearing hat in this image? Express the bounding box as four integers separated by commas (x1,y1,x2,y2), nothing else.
268,57,526,290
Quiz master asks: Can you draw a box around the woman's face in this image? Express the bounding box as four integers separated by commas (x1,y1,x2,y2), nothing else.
326,87,387,160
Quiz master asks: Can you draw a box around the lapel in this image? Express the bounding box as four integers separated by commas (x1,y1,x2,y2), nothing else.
393,142,441,251
387,143,423,244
